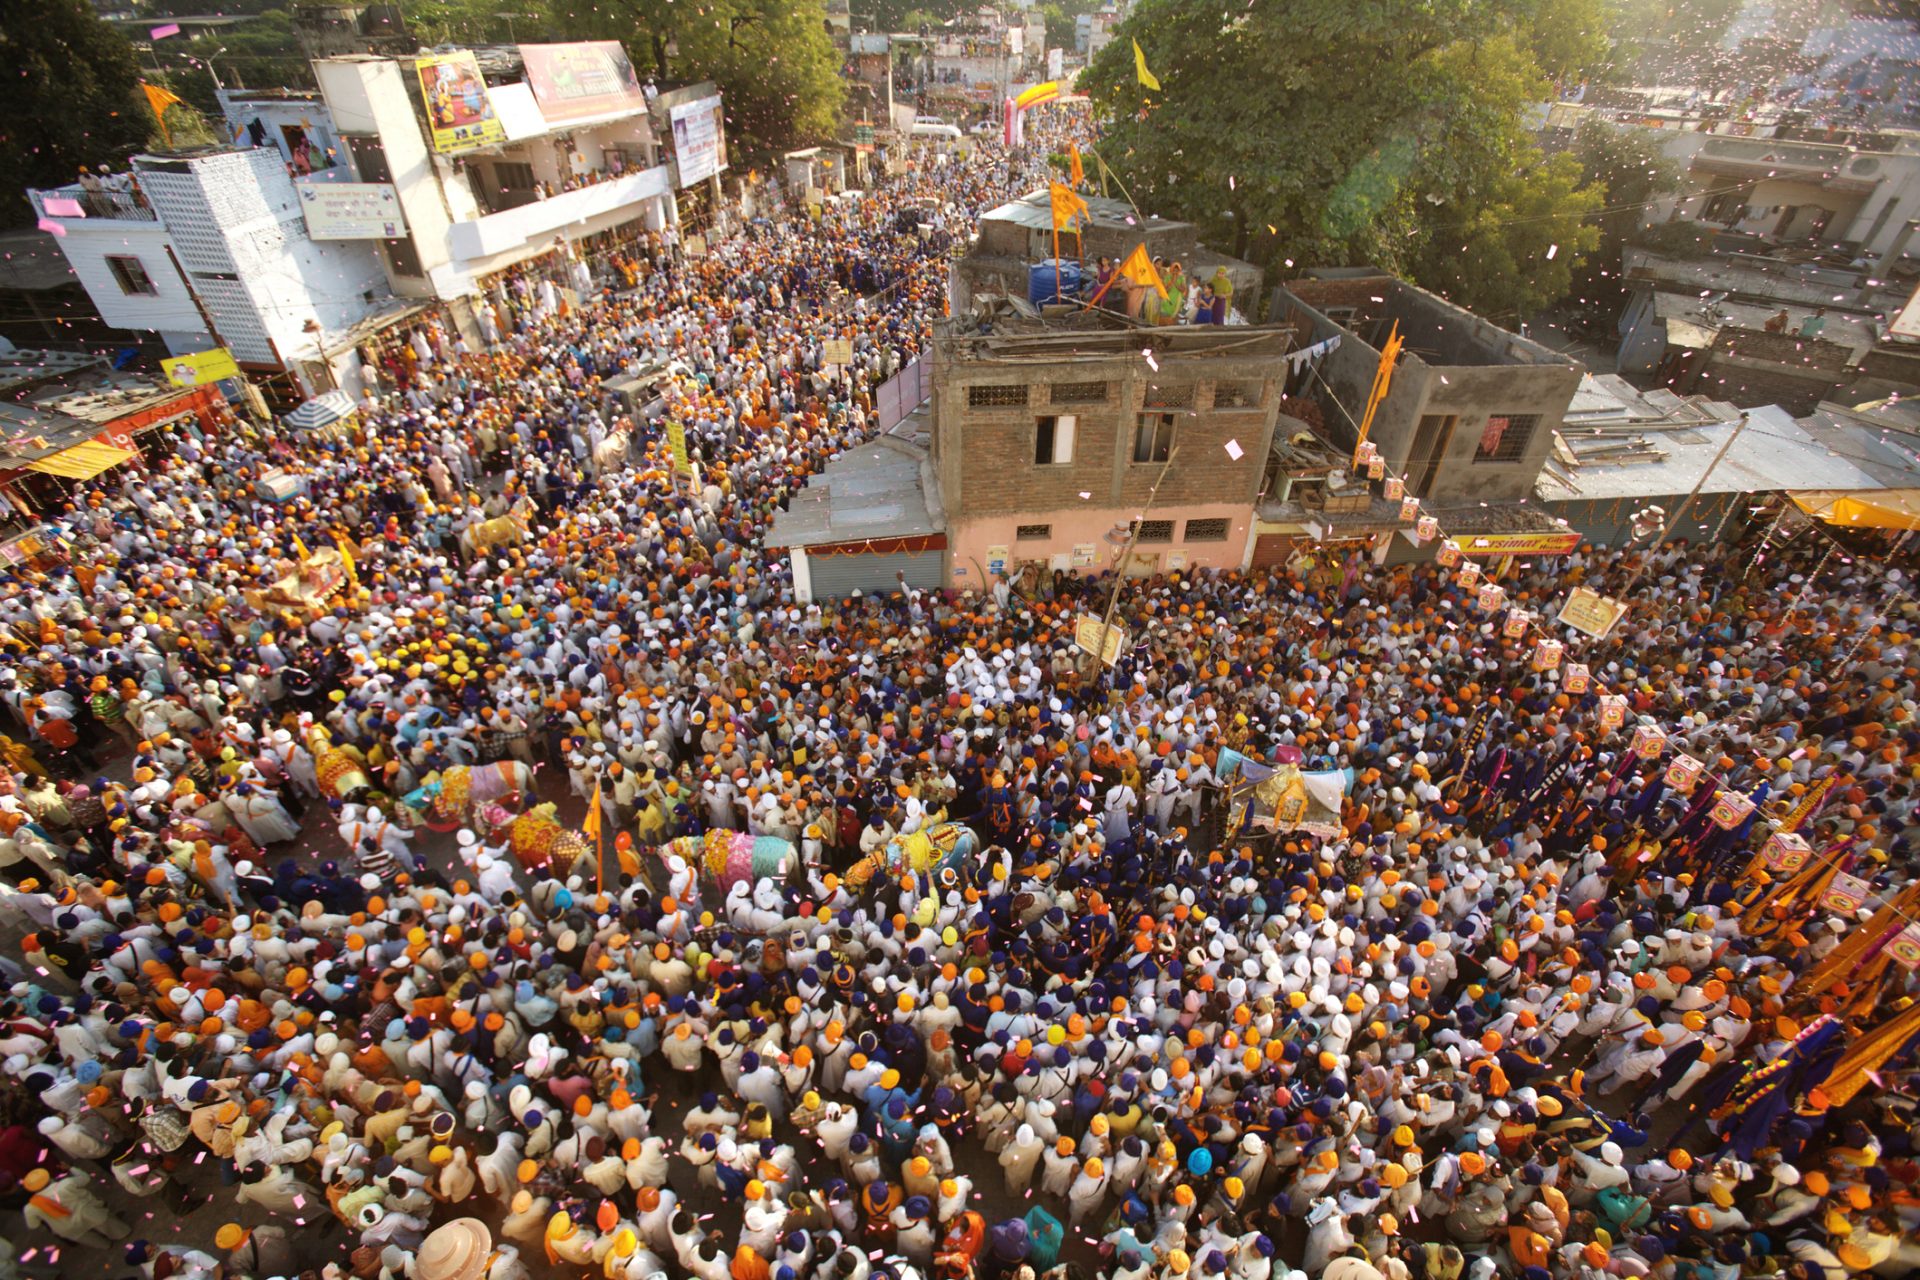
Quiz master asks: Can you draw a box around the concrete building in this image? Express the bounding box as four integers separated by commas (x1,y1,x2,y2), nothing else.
1273,271,1584,507
929,319,1296,585
216,88,346,176
31,147,393,393
309,48,682,330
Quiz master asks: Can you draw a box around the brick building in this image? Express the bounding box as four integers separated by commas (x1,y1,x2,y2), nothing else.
929,319,1296,586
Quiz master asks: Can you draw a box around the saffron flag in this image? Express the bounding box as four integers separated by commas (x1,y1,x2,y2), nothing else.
1117,243,1167,299
583,773,604,848
142,82,186,140
1049,181,1089,232
1068,143,1085,187
1133,39,1161,91
331,533,359,591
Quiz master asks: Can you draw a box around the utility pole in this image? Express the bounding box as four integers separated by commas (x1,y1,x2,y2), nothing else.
1619,411,1751,600
1085,444,1178,690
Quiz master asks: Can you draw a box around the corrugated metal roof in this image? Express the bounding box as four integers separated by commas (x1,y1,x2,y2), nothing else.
1537,403,1881,501
768,409,942,549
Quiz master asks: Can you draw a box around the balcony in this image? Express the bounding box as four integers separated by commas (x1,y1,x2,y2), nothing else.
448,165,671,262
28,182,159,224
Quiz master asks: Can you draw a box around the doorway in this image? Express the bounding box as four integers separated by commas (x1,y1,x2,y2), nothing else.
1408,412,1459,498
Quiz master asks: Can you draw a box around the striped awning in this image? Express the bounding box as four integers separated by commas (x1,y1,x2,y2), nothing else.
284,390,357,431
24,441,137,480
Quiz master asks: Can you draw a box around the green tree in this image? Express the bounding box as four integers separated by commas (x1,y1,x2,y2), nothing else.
0,0,154,227
1412,151,1604,322
160,9,315,118
1080,0,1610,315
1570,117,1679,242
539,0,845,150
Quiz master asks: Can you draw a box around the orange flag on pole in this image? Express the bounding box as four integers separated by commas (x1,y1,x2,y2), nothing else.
1068,143,1085,187
1048,181,1089,231
142,82,186,142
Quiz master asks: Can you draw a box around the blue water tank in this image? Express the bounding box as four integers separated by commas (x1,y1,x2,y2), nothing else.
1027,258,1087,307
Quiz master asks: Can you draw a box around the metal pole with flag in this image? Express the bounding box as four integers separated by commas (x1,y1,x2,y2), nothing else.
1351,321,1402,468
584,771,605,895
1048,183,1089,302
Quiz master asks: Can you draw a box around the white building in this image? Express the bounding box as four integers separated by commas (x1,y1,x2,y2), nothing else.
310,47,680,334
28,149,392,392
25,179,212,356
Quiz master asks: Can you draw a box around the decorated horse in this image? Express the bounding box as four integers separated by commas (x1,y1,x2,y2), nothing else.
307,725,374,804
400,761,538,831
845,822,979,890
504,803,591,876
656,829,798,900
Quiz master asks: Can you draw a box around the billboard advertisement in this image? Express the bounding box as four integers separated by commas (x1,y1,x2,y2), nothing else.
297,182,408,240
519,41,647,123
669,93,728,188
416,51,506,154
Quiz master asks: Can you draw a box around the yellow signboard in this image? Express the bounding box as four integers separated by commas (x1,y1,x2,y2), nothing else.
1073,616,1126,666
1556,586,1628,639
1454,531,1582,558
161,348,240,387
665,421,691,474
417,51,506,155
822,338,853,366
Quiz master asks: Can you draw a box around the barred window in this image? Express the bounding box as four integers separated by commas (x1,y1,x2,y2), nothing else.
1184,518,1230,542
1051,380,1108,404
1015,523,1052,540
1133,414,1174,463
1475,413,1541,463
1213,380,1264,410
968,383,1028,408
1133,519,1174,543
1143,383,1194,409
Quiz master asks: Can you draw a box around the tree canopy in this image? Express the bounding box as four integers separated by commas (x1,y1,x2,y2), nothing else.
0,0,154,228
1080,0,1616,321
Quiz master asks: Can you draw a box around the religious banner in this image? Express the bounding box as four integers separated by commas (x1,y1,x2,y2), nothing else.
1456,563,1481,590
1710,790,1757,830
1818,871,1871,915
1435,541,1461,567
1666,754,1705,793
1630,723,1667,759
1502,609,1531,639
1556,586,1629,640
1887,923,1920,970
1531,638,1563,671
1476,583,1506,612
1597,695,1628,731
1383,476,1404,501
1564,663,1590,694
1762,830,1812,873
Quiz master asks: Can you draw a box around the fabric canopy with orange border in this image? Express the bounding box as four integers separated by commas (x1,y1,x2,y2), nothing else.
23,441,137,480
1789,489,1920,531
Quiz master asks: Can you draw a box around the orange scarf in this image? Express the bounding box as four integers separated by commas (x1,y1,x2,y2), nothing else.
29,1192,71,1219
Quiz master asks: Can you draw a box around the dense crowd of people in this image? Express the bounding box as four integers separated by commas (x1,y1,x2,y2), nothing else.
1,110,1918,1280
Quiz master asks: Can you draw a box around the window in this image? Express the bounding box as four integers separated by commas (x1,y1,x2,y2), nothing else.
1034,414,1075,465
1184,518,1230,542
1133,519,1174,543
1475,413,1540,464
1052,380,1107,404
106,255,156,296
1133,413,1174,463
1015,523,1052,540
1213,380,1263,410
968,383,1028,408
1143,383,1194,409
495,161,537,191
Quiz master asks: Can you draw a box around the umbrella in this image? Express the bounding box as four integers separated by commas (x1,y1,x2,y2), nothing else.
284,390,357,431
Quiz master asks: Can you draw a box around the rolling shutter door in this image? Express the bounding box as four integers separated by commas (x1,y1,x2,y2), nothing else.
806,549,945,600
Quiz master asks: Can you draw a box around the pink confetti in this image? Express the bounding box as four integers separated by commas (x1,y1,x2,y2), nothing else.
36,218,65,238
1224,439,1244,461
150,23,181,38
42,196,84,218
